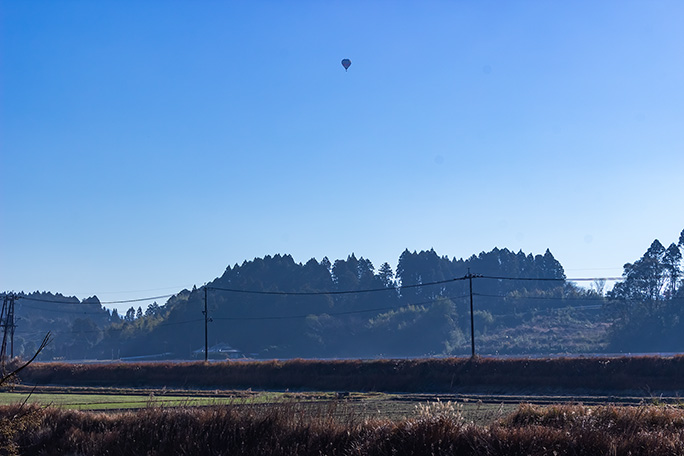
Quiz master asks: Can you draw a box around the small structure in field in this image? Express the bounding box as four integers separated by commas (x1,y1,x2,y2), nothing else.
193,343,244,360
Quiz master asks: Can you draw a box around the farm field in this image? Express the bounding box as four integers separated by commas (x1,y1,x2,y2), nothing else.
0,384,673,423
4,357,684,454
0,386,515,424
6,355,684,420
0,390,234,411
3,393,684,455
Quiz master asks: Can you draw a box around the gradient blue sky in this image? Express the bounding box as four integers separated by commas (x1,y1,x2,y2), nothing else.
2,1,683,313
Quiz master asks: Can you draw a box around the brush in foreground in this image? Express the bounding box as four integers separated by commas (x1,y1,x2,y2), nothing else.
2,401,684,455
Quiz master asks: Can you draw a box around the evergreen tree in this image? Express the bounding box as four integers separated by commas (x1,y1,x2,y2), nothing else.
396,249,423,299
541,249,566,279
606,230,684,352
356,257,376,288
320,257,332,274
663,243,682,298
332,254,360,290
378,262,395,288
145,302,160,317
609,240,667,303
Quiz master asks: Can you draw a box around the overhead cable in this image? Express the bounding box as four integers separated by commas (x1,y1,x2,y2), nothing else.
207,277,465,296
7,274,632,306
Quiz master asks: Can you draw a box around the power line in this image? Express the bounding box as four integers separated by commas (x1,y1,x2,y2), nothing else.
99,294,176,304
207,277,466,296
5,275,627,306
6,278,463,306
15,294,175,305
2,272,666,319
18,304,109,315
8,271,682,359
479,275,624,282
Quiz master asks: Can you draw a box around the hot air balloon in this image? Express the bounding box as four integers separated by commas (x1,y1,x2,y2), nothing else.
341,58,351,72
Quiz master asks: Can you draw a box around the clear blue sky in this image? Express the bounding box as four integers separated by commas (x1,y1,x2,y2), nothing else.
2,1,683,313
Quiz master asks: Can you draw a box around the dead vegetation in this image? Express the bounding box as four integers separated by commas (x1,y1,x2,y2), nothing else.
15,355,684,394
2,401,684,455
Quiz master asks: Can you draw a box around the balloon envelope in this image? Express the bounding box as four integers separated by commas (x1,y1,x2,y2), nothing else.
341,59,351,71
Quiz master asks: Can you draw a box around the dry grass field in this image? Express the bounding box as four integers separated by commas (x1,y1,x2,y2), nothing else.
3,398,684,455
0,385,520,423
4,356,684,454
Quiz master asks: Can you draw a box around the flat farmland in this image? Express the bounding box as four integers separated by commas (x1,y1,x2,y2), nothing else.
4,385,684,454
7,355,684,423
4,357,684,455
0,386,511,424
0,391,235,411
0,384,668,424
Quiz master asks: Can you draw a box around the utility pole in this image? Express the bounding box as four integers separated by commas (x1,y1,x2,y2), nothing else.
203,287,209,362
1,293,17,367
466,270,483,358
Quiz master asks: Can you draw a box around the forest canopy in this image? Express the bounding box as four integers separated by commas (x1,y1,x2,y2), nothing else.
4,229,684,360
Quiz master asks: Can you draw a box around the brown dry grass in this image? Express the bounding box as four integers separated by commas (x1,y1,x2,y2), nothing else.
3,401,684,455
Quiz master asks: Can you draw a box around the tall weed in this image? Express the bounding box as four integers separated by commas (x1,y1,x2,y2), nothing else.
4,401,684,455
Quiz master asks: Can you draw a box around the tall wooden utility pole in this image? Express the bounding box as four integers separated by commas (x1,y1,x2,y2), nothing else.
203,287,209,362
0,293,17,366
466,270,482,358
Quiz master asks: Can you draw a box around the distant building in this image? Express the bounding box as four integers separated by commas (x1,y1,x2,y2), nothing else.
193,342,244,359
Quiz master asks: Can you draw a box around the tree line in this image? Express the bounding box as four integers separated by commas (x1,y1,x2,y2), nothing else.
5,229,684,360
606,229,684,352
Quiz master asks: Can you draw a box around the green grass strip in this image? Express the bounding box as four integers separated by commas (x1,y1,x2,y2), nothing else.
0,392,237,410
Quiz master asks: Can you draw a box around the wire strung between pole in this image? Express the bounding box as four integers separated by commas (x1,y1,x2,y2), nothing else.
207,277,466,296
4,274,627,307
13,294,176,305
5,274,627,305
480,276,625,282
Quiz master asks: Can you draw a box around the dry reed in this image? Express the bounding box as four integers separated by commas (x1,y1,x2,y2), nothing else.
3,401,684,455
